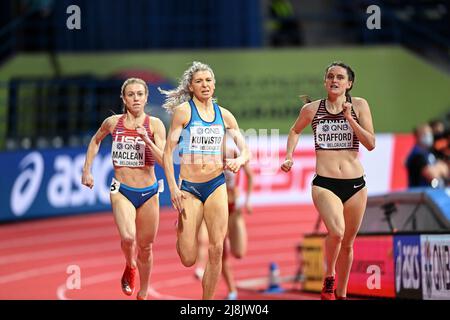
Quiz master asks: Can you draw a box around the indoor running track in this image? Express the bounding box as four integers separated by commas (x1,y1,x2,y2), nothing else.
0,204,326,300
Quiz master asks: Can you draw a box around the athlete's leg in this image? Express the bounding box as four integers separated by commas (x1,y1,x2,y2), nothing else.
222,237,238,299
311,186,345,277
135,194,160,299
202,184,228,300
335,187,367,298
111,192,137,269
194,220,208,279
228,208,247,258
176,191,204,267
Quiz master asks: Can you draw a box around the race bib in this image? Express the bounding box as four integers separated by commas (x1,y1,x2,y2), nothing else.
188,125,224,153
111,140,145,167
316,119,354,149
110,177,120,194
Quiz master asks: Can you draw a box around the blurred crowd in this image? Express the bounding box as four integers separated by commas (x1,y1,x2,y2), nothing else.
406,116,450,188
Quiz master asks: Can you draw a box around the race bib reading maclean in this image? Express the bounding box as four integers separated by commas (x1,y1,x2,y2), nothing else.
189,125,224,153
111,138,145,167
316,119,354,149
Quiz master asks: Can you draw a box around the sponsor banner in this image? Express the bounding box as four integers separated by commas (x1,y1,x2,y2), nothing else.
347,235,396,298
302,236,325,292
394,235,422,299
0,133,410,221
0,147,175,221
237,133,401,207
421,234,450,300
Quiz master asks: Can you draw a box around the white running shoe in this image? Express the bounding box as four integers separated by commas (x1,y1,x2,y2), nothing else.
226,291,238,300
194,267,205,280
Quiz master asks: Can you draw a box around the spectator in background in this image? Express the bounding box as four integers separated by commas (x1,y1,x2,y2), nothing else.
406,123,448,188
19,0,60,76
268,0,303,46
429,119,449,161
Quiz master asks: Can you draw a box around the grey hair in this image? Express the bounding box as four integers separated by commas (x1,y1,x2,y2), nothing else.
158,61,216,113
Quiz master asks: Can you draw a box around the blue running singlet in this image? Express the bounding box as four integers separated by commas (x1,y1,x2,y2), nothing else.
178,99,226,156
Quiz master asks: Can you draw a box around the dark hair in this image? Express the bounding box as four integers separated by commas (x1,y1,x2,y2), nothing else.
325,61,355,99
299,62,356,104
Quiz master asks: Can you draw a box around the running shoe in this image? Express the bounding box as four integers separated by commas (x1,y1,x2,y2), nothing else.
320,276,336,300
226,291,238,300
121,265,136,296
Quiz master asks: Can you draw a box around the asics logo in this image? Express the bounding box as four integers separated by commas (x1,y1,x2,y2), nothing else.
353,183,364,189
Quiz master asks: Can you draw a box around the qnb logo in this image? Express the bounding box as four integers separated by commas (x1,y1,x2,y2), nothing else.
11,152,44,216
395,241,420,293
430,243,450,292
196,127,221,135
204,127,221,135
423,239,433,298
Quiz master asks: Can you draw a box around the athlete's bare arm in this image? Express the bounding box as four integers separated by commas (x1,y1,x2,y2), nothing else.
163,103,190,211
136,117,167,166
243,162,254,214
82,116,118,188
221,107,250,173
281,101,318,172
343,97,375,151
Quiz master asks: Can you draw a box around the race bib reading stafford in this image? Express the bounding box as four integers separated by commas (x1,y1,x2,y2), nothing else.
189,125,224,153
111,138,145,167
316,119,354,149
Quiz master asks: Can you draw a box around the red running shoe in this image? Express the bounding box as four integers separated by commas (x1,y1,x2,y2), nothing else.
321,276,336,300
121,265,136,296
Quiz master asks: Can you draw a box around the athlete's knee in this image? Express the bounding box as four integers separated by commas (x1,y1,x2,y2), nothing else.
328,228,344,243
180,254,197,267
340,237,355,251
178,247,197,267
208,243,224,264
121,236,135,248
137,242,153,261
